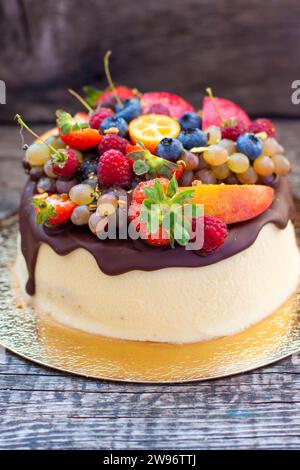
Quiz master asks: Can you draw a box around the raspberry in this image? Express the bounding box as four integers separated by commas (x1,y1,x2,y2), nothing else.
89,108,114,129
192,215,227,255
97,149,133,188
248,118,276,137
221,123,247,141
52,149,79,178
98,134,129,156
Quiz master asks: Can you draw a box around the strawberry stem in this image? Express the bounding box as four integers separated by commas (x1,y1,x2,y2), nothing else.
68,89,93,113
103,50,123,108
15,114,57,153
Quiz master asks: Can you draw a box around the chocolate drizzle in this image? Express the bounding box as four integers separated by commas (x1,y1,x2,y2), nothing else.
20,178,295,295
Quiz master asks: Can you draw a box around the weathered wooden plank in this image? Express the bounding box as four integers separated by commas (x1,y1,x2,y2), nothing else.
1,0,300,122
1,414,300,450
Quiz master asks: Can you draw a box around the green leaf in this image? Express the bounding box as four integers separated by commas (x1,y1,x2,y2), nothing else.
144,187,158,203
167,174,179,198
170,189,195,205
154,180,165,202
82,85,104,108
133,159,149,176
126,150,149,162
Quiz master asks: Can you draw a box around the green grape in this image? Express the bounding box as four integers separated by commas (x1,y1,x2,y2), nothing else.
218,138,236,155
227,153,250,174
69,183,94,205
203,145,229,166
212,164,230,180
194,168,217,184
25,143,50,166
178,170,194,186
44,159,57,178
272,155,291,176
253,156,274,176
46,135,66,150
262,137,281,157
180,150,199,170
205,126,222,145
97,192,118,217
71,205,91,226
237,166,258,185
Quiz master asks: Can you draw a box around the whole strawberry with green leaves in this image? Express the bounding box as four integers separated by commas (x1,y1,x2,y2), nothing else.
130,175,197,247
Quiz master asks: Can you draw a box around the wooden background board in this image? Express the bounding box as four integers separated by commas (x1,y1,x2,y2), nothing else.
1,0,300,123
0,120,300,449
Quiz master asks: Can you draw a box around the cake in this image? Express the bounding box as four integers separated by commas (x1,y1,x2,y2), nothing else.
13,59,300,344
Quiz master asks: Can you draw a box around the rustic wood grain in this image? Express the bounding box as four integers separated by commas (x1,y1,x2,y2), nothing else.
0,120,300,449
1,0,300,123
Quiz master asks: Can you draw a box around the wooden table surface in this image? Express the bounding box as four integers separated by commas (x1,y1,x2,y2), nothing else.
0,121,300,450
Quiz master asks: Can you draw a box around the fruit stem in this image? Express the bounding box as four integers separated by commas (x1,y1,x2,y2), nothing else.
15,114,57,153
206,87,224,126
103,50,123,108
68,89,93,112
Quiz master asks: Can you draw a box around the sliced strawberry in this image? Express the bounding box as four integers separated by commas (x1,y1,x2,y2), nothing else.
141,92,194,119
96,86,136,107
202,96,251,130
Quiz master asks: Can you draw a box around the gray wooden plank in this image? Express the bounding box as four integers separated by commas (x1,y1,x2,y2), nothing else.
2,0,300,122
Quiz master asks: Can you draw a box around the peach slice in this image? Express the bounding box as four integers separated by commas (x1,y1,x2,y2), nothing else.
180,184,274,224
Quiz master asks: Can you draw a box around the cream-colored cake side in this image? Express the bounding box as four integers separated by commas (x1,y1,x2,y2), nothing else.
14,221,300,344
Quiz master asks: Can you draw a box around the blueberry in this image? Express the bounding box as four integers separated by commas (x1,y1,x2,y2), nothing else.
236,133,263,160
100,116,128,137
115,98,142,123
155,138,183,162
178,128,207,150
79,159,99,180
179,112,201,130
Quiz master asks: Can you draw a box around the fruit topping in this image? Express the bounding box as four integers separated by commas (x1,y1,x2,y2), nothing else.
56,110,102,150
98,133,129,155
141,92,194,119
155,138,183,162
249,118,276,137
179,112,201,130
97,149,133,188
183,183,274,224
202,88,251,130
178,128,207,150
30,193,77,226
236,133,263,160
128,114,180,152
192,215,228,255
51,149,79,178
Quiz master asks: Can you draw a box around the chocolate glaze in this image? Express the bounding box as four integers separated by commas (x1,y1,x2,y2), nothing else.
20,178,295,295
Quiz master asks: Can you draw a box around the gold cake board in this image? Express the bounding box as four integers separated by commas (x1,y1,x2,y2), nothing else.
0,217,299,383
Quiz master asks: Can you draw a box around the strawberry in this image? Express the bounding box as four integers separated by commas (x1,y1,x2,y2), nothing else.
56,110,102,150
51,149,79,178
30,193,77,226
97,149,133,188
202,94,251,130
141,92,194,119
249,118,276,137
125,143,143,155
127,148,184,180
130,175,195,247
